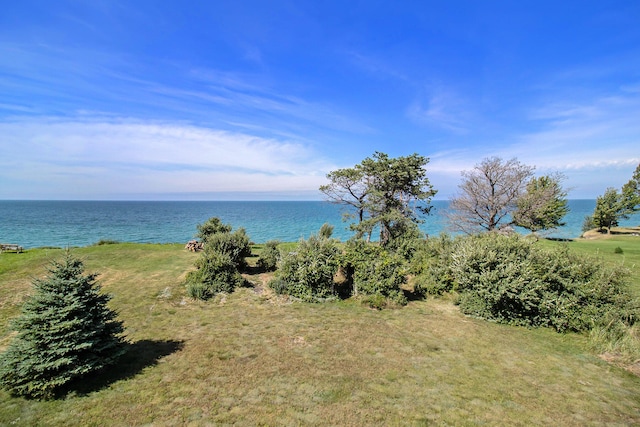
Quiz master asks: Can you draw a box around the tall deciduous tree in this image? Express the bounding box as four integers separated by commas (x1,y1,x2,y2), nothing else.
320,152,437,246
448,157,534,234
0,252,125,399
513,174,569,234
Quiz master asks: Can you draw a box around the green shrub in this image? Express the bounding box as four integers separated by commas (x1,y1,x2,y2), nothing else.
383,220,425,261
93,239,120,246
359,294,388,310
0,252,125,399
582,215,596,233
614,246,624,254
257,240,280,272
196,217,233,243
450,233,635,333
343,240,408,306
186,251,244,299
318,223,334,239
270,235,340,301
187,219,251,300
411,234,457,296
204,228,251,269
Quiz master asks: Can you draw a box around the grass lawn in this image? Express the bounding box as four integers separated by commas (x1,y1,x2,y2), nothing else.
1,241,640,425
540,227,640,297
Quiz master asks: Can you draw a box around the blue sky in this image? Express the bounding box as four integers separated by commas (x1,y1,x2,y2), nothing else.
1,1,638,200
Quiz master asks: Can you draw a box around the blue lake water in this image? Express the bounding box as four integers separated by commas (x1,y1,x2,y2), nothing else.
0,200,638,249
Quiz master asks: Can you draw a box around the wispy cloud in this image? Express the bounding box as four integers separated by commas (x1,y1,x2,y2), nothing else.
406,87,472,134
0,116,337,199
506,91,640,171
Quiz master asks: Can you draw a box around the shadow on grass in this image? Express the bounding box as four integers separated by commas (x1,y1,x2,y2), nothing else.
62,339,184,397
403,288,426,302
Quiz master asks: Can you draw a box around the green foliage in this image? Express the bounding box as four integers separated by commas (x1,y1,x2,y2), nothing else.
593,188,624,232
513,174,569,233
0,252,125,399
448,234,635,333
187,219,250,300
590,165,640,233
204,228,251,269
582,215,596,233
321,152,436,247
343,240,408,305
448,157,535,233
186,250,244,299
621,163,640,214
256,240,280,272
318,223,334,239
378,217,425,261
412,234,457,296
614,246,624,254
93,239,121,246
196,217,233,243
270,235,340,302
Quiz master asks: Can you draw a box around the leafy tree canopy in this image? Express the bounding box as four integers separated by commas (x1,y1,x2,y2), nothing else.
513,174,569,233
320,152,436,246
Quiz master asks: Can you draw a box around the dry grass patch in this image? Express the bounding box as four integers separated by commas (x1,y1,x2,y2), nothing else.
1,244,640,425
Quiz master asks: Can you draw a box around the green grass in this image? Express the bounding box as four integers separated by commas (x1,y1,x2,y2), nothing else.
540,234,640,297
1,242,640,425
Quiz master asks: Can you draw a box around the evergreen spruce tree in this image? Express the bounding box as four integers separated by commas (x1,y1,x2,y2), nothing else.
0,251,125,399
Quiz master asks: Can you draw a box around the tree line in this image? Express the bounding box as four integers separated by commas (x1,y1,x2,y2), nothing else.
321,152,640,240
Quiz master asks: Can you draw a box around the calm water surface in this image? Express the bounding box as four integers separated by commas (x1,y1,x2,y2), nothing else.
0,200,638,248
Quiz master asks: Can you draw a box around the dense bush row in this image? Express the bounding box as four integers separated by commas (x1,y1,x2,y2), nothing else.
269,226,409,307
185,217,638,359
413,233,637,335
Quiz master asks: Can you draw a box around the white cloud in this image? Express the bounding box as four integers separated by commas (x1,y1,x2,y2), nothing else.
0,116,336,199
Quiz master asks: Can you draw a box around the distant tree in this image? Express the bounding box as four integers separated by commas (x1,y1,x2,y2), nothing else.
0,252,125,399
593,187,630,233
621,163,640,214
513,174,569,234
321,152,436,247
448,157,534,234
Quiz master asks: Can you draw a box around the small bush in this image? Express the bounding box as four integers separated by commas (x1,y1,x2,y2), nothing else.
359,294,388,310
196,217,233,243
343,240,408,306
270,235,340,301
614,246,624,254
93,239,120,246
257,240,280,272
204,228,251,269
318,223,334,239
186,251,244,300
